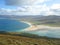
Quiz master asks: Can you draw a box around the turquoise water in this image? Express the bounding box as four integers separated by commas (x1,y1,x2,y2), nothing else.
0,19,29,32
27,29,60,38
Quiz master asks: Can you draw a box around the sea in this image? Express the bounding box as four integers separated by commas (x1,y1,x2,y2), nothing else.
0,19,29,32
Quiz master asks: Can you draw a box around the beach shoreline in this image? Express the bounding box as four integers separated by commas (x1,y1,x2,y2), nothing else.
21,21,60,31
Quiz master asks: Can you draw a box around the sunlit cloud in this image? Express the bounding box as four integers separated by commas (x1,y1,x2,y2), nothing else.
51,4,60,9
0,0,59,15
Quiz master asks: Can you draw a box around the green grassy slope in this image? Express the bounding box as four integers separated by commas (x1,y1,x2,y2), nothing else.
0,33,60,45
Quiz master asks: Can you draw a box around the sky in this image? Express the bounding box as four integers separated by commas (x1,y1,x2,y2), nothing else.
0,0,60,15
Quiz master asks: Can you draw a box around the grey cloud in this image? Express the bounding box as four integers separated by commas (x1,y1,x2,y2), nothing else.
5,0,35,6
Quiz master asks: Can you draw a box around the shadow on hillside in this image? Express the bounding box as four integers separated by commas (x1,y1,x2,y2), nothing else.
0,31,60,39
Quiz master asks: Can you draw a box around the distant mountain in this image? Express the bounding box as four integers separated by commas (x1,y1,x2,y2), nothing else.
0,15,60,20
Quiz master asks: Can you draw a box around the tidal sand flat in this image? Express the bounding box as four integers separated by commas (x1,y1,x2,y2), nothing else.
22,22,60,38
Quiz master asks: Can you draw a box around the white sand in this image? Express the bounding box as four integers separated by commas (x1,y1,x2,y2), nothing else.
21,21,60,31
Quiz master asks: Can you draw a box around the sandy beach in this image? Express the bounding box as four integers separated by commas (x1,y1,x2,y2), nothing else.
21,21,60,31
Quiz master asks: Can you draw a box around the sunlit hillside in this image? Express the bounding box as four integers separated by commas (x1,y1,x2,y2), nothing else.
0,33,60,45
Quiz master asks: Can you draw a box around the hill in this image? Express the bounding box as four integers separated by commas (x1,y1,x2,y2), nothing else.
1,15,60,27
0,32,60,45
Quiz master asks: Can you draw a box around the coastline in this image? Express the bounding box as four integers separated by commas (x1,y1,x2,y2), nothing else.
21,21,60,31
20,21,32,31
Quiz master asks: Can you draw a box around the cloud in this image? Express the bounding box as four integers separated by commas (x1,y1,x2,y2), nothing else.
5,0,49,5
0,4,60,15
4,0,51,15
1,0,60,16
51,4,60,9
0,4,49,15
50,4,60,15
43,4,60,16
